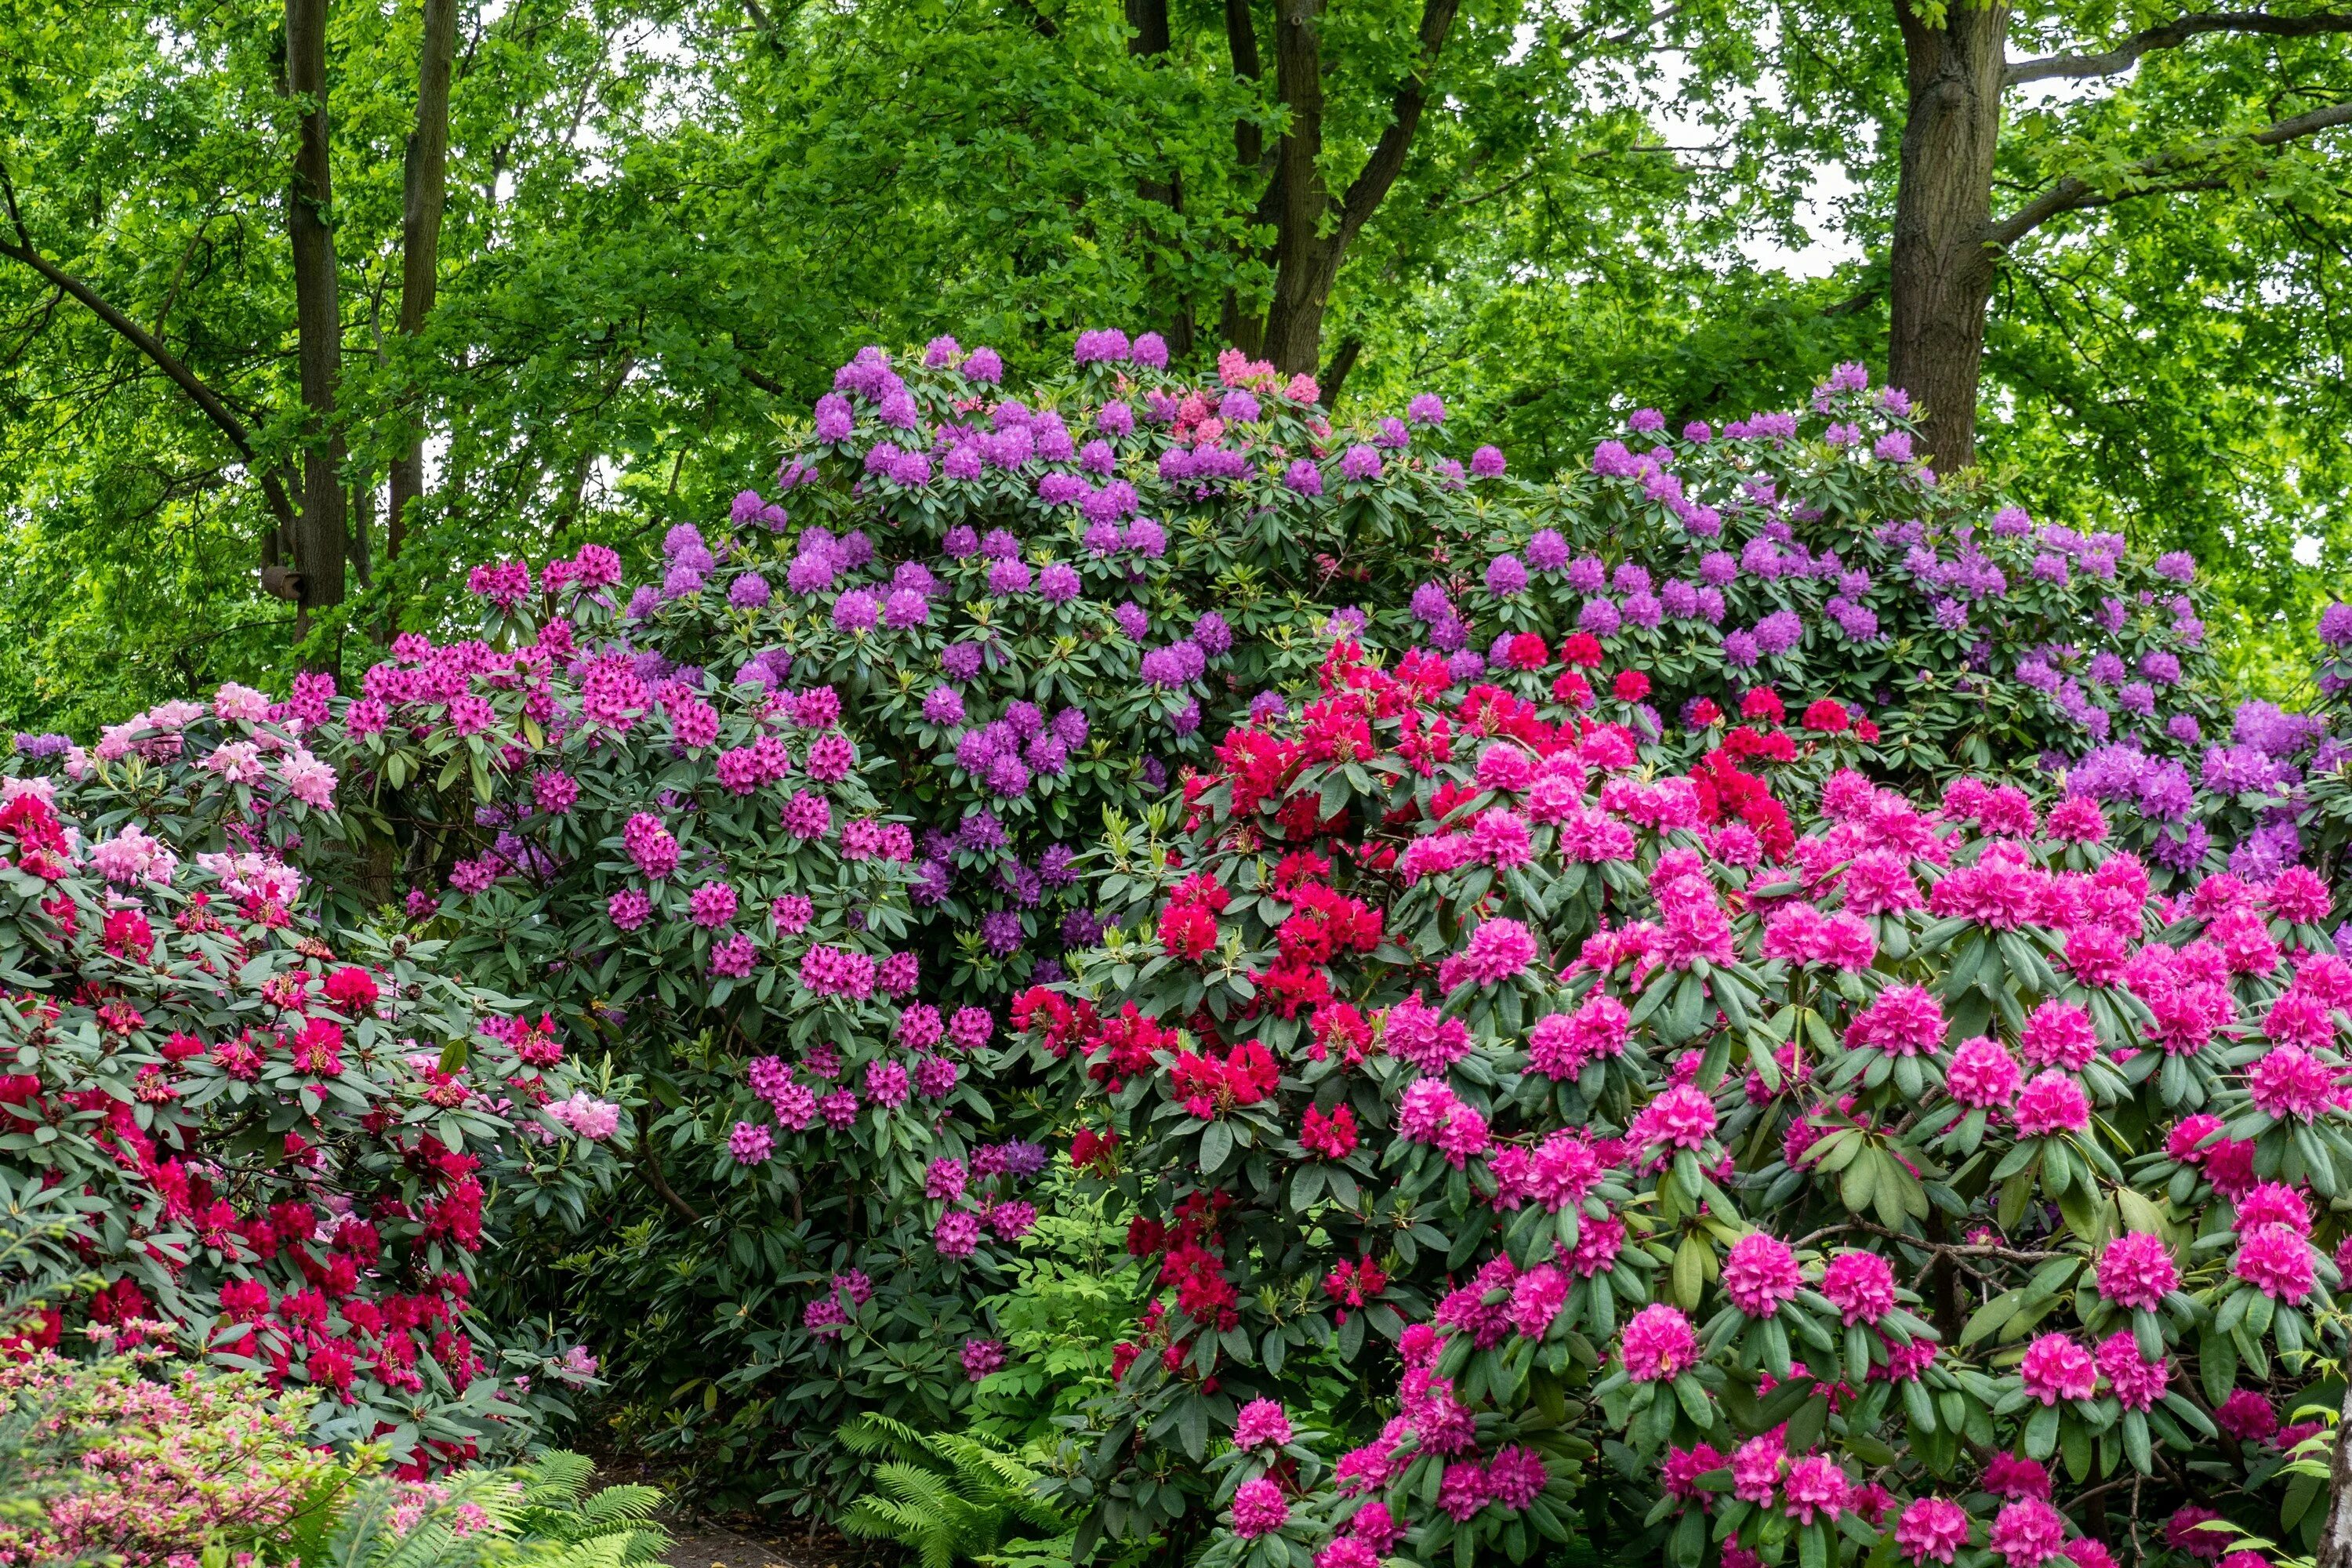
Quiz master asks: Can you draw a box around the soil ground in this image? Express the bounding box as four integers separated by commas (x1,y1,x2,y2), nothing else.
657,1515,838,1568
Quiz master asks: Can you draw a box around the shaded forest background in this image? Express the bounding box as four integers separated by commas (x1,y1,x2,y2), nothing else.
3,0,2350,734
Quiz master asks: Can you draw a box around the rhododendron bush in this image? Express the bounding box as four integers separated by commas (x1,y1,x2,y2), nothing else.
476,333,1494,996
0,704,620,1471
1018,638,2348,1568
245,601,1060,1505
11,328,2352,1536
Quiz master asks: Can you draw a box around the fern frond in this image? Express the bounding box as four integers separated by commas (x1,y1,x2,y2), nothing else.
838,1412,933,1466
517,1450,598,1504
574,1483,665,1526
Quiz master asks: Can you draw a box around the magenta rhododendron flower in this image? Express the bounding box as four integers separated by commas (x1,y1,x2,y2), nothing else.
1232,1397,1292,1448
1230,1478,1289,1537
1781,1454,1849,1524
2234,1223,2315,1301
1843,983,1944,1055
2095,1231,2179,1309
2247,1045,2336,1120
1989,1499,2067,1568
2018,1333,2096,1404
1896,1497,1972,1565
1820,1250,1896,1325
2097,1333,2171,1410
1946,1034,2023,1107
1619,1303,1700,1381
2013,1070,2091,1136
1730,1431,1784,1504
1722,1232,1802,1317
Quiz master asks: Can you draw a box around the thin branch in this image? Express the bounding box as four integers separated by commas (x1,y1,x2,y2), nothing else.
1984,98,2352,248
637,1145,706,1226
1599,0,1683,47
2006,11,2352,85
1007,0,1058,39
0,165,300,544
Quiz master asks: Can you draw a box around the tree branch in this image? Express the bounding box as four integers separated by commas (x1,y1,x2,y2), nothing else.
1007,0,1058,38
0,163,300,551
636,1145,707,1226
1333,0,1463,251
1822,285,1883,318
1984,98,2352,248
2006,10,2352,85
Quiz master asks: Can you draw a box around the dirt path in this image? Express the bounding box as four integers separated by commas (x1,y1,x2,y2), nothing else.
657,1517,834,1568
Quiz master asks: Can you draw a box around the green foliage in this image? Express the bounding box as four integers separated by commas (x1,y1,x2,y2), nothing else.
965,1176,1142,1447
837,1414,1072,1568
6,0,2345,742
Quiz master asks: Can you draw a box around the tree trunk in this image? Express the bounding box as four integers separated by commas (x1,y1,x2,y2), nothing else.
285,0,347,633
350,480,374,587
2317,1385,2352,1568
1219,0,1267,358
1125,0,1194,357
1259,0,1329,372
1886,0,2009,473
387,0,458,563
1320,336,1363,411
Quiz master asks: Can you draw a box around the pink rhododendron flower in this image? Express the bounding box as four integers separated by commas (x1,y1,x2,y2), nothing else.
1990,1498,2067,1568
1896,1503,1973,1568
1946,1035,2022,1108
2018,1334,2096,1404
2094,1231,2178,1310
2013,1070,2091,1136
1619,1303,1700,1381
1722,1232,1803,1317
2234,1222,2315,1301
1820,1250,1896,1325
1230,1477,1288,1537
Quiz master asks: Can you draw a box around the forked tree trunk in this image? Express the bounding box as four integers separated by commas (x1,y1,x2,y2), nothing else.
387,0,459,562
285,0,347,632
1886,0,2009,472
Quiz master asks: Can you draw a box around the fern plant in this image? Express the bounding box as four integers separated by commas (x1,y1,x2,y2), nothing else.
220,1448,669,1568
508,1450,670,1566
837,1415,1071,1568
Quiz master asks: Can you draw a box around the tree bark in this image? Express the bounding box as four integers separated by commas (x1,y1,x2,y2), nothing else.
1320,335,1363,411
1886,0,2009,473
1220,0,1267,358
387,0,459,563
285,0,347,632
2318,1385,2352,1568
1126,0,1195,357
1259,0,1330,372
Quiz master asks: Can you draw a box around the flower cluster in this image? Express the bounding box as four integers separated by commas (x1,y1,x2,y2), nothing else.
1016,625,2346,1568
